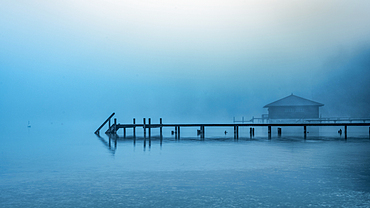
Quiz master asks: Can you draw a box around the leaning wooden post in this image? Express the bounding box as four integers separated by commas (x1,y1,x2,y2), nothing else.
344,125,347,140
133,118,136,138
304,126,307,139
268,125,271,139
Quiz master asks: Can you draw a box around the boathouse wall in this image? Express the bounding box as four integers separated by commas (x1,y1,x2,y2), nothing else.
268,106,320,119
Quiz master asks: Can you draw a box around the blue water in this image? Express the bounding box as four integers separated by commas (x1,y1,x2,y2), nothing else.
1,124,370,207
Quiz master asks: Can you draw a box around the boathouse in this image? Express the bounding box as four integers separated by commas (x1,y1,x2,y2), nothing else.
264,94,324,119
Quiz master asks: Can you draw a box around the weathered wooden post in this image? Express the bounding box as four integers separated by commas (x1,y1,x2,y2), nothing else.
200,126,205,139
123,127,126,138
236,126,239,139
143,118,146,148
268,125,271,139
178,126,180,140
344,125,347,140
304,126,307,139
253,128,255,137
277,128,282,137
174,126,178,140
133,118,136,138
148,118,151,139
250,127,253,138
143,118,146,139
369,127,370,139
160,118,163,139
203,126,205,139
234,126,236,139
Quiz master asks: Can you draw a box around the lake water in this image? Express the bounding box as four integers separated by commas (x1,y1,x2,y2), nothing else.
1,124,370,207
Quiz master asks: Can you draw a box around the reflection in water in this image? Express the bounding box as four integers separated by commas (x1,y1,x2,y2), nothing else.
1,129,370,207
96,134,116,154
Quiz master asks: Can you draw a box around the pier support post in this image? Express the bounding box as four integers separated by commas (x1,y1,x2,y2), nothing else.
114,118,117,134
143,118,146,139
178,126,180,140
268,126,271,139
200,126,205,139
344,125,347,140
148,118,151,139
304,126,307,139
278,128,282,137
234,126,239,139
369,127,370,139
250,128,253,138
160,118,163,139
123,128,126,138
174,126,178,140
133,118,136,138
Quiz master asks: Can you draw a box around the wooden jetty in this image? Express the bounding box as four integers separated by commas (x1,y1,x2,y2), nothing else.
95,113,370,140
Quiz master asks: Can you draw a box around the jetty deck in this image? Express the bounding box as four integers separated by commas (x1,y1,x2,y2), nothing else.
95,113,370,140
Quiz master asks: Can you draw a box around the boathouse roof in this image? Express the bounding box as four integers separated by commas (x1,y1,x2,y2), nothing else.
263,94,324,108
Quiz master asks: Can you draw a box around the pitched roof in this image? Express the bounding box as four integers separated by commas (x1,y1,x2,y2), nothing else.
263,94,324,108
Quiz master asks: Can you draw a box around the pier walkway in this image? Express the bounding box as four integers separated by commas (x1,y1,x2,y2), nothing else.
95,113,370,140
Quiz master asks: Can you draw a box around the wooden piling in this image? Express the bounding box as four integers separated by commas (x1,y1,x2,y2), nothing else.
250,127,253,138
133,118,136,138
203,126,205,139
278,128,282,137
344,125,347,140
237,126,239,139
200,126,205,139
304,126,307,139
235,126,239,139
174,126,178,140
123,127,126,138
177,126,180,140
234,126,236,139
143,118,146,139
268,125,271,139
160,118,163,139
148,118,151,139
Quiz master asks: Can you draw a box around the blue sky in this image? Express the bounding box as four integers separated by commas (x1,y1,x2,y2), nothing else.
1,0,370,127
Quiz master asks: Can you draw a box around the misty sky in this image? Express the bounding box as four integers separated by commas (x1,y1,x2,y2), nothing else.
1,0,370,127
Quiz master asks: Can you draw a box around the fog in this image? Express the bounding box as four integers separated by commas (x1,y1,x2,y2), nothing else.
1,0,370,129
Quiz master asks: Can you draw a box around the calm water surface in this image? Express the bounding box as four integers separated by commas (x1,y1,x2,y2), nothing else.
1,125,370,207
